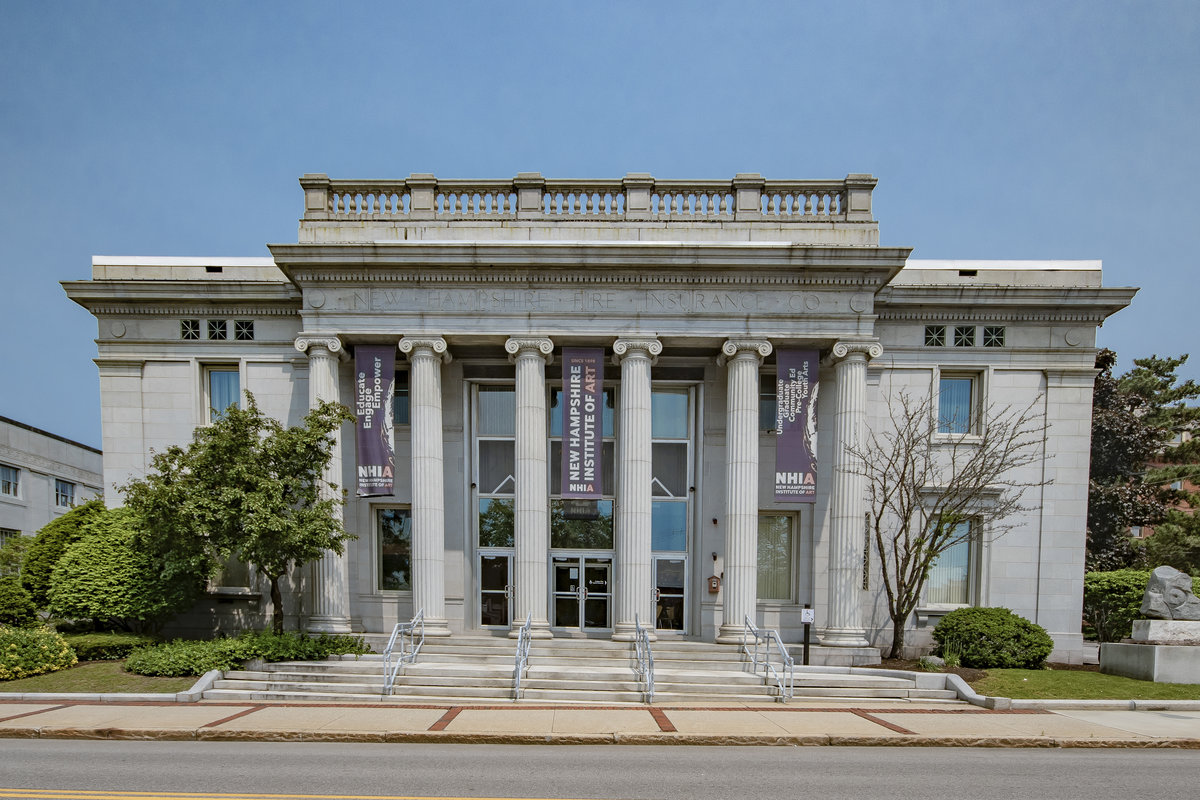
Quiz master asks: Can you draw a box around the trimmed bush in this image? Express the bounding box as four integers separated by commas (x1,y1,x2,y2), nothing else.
0,576,38,627
932,607,1054,669
1083,569,1200,642
0,625,78,681
124,631,370,677
21,499,106,607
48,507,200,632
63,632,159,661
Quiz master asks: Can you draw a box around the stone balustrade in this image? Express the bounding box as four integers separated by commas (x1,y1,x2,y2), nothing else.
299,172,875,224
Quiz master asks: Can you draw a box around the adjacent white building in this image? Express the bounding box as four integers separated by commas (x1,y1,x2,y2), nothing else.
0,416,103,547
63,173,1134,662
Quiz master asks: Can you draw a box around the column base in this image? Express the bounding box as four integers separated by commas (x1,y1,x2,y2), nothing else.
422,618,453,638
306,615,353,635
612,622,656,642
715,624,749,646
508,619,553,639
819,628,871,648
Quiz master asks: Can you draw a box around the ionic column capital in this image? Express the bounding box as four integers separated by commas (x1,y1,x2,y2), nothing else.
717,338,772,367
294,334,346,359
505,336,554,364
399,336,452,364
612,337,661,365
829,340,883,363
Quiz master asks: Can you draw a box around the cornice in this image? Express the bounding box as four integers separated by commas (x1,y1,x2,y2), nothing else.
85,304,301,317
875,285,1137,324
286,269,887,289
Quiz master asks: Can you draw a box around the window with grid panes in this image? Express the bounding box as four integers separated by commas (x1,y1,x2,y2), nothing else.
982,326,1005,348
476,386,517,548
234,320,255,341
924,325,946,347
181,319,200,340
953,325,976,347
0,464,18,497
207,319,227,340
549,383,615,549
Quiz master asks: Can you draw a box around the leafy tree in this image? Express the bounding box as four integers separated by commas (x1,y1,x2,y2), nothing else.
20,499,107,608
48,507,198,633
122,394,355,634
849,388,1048,658
1138,511,1200,576
0,575,37,627
1087,350,1200,570
0,534,31,578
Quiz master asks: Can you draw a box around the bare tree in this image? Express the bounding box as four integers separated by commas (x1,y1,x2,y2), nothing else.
850,388,1049,658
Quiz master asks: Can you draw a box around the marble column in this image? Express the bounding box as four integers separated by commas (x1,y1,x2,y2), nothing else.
399,336,453,637
821,340,883,647
294,334,352,633
505,337,555,639
716,339,773,645
612,338,661,641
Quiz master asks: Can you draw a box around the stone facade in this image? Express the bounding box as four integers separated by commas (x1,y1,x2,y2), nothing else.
0,416,103,545
63,173,1135,662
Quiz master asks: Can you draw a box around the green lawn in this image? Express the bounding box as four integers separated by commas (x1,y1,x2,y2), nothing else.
971,667,1200,700
0,660,196,694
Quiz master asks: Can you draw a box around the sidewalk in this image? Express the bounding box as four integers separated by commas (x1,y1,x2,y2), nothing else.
3,694,1200,747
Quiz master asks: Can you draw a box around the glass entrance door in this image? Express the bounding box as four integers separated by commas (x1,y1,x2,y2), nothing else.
552,555,612,630
479,552,512,627
653,556,686,632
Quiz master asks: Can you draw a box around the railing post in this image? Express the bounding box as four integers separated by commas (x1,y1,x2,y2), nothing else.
407,173,437,220
622,172,654,221
732,173,765,221
299,173,331,220
514,172,546,219
844,173,876,222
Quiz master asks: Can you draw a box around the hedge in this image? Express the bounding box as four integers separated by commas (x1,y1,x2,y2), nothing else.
63,632,159,661
0,625,77,681
124,631,370,677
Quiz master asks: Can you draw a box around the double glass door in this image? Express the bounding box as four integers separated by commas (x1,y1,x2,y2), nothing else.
552,555,612,630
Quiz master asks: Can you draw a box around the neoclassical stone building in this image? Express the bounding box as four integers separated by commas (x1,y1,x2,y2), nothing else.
64,173,1134,662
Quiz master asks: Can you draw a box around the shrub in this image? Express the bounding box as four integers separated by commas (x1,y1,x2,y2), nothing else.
0,533,31,578
48,507,201,633
0,625,78,681
124,631,370,677
0,575,38,627
63,632,159,660
932,607,1054,669
21,499,106,607
1083,569,1200,642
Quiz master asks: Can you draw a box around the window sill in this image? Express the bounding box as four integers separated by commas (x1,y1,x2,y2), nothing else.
207,587,260,602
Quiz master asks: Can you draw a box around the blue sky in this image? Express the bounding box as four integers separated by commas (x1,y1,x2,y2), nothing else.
1,1,1197,448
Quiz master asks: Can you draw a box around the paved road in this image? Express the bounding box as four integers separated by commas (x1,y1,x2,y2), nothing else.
3,742,1200,800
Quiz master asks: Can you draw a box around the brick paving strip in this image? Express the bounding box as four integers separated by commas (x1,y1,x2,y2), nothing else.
850,709,917,735
648,708,677,732
428,706,463,731
199,706,266,728
0,705,69,724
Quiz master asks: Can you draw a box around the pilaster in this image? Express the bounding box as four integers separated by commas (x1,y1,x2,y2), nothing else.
505,337,555,638
715,338,772,644
612,337,662,641
399,336,453,636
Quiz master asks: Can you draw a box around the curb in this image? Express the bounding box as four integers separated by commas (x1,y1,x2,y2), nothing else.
0,670,220,704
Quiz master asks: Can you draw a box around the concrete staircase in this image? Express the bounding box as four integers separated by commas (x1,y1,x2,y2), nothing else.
204,635,960,704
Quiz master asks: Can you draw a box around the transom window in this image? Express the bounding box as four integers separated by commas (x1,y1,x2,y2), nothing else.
54,480,75,508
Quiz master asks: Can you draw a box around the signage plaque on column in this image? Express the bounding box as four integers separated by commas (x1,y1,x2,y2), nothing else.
561,348,604,513
354,345,396,497
775,349,818,503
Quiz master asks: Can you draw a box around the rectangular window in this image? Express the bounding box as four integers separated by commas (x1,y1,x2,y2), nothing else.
54,480,75,508
181,319,200,340
393,370,410,425
757,514,794,601
924,325,946,347
207,319,227,340
377,508,412,591
549,385,617,550
233,320,255,341
0,464,18,497
0,528,19,548
953,325,976,347
207,367,240,422
760,373,776,430
926,520,975,605
938,375,976,434
982,326,1005,348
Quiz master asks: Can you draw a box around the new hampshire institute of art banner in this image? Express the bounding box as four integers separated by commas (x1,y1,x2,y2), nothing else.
354,345,396,497
775,349,818,503
560,348,604,499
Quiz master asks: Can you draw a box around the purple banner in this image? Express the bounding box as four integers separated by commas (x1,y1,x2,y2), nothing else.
774,349,818,503
354,346,396,497
561,348,604,499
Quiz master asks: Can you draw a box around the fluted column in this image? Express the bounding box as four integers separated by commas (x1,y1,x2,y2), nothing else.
822,340,882,647
294,334,352,633
399,336,453,637
506,337,555,639
612,338,661,641
716,339,773,644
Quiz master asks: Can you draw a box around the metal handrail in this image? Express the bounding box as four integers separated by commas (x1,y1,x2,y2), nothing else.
512,612,532,700
742,615,794,701
633,614,655,703
382,608,424,696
